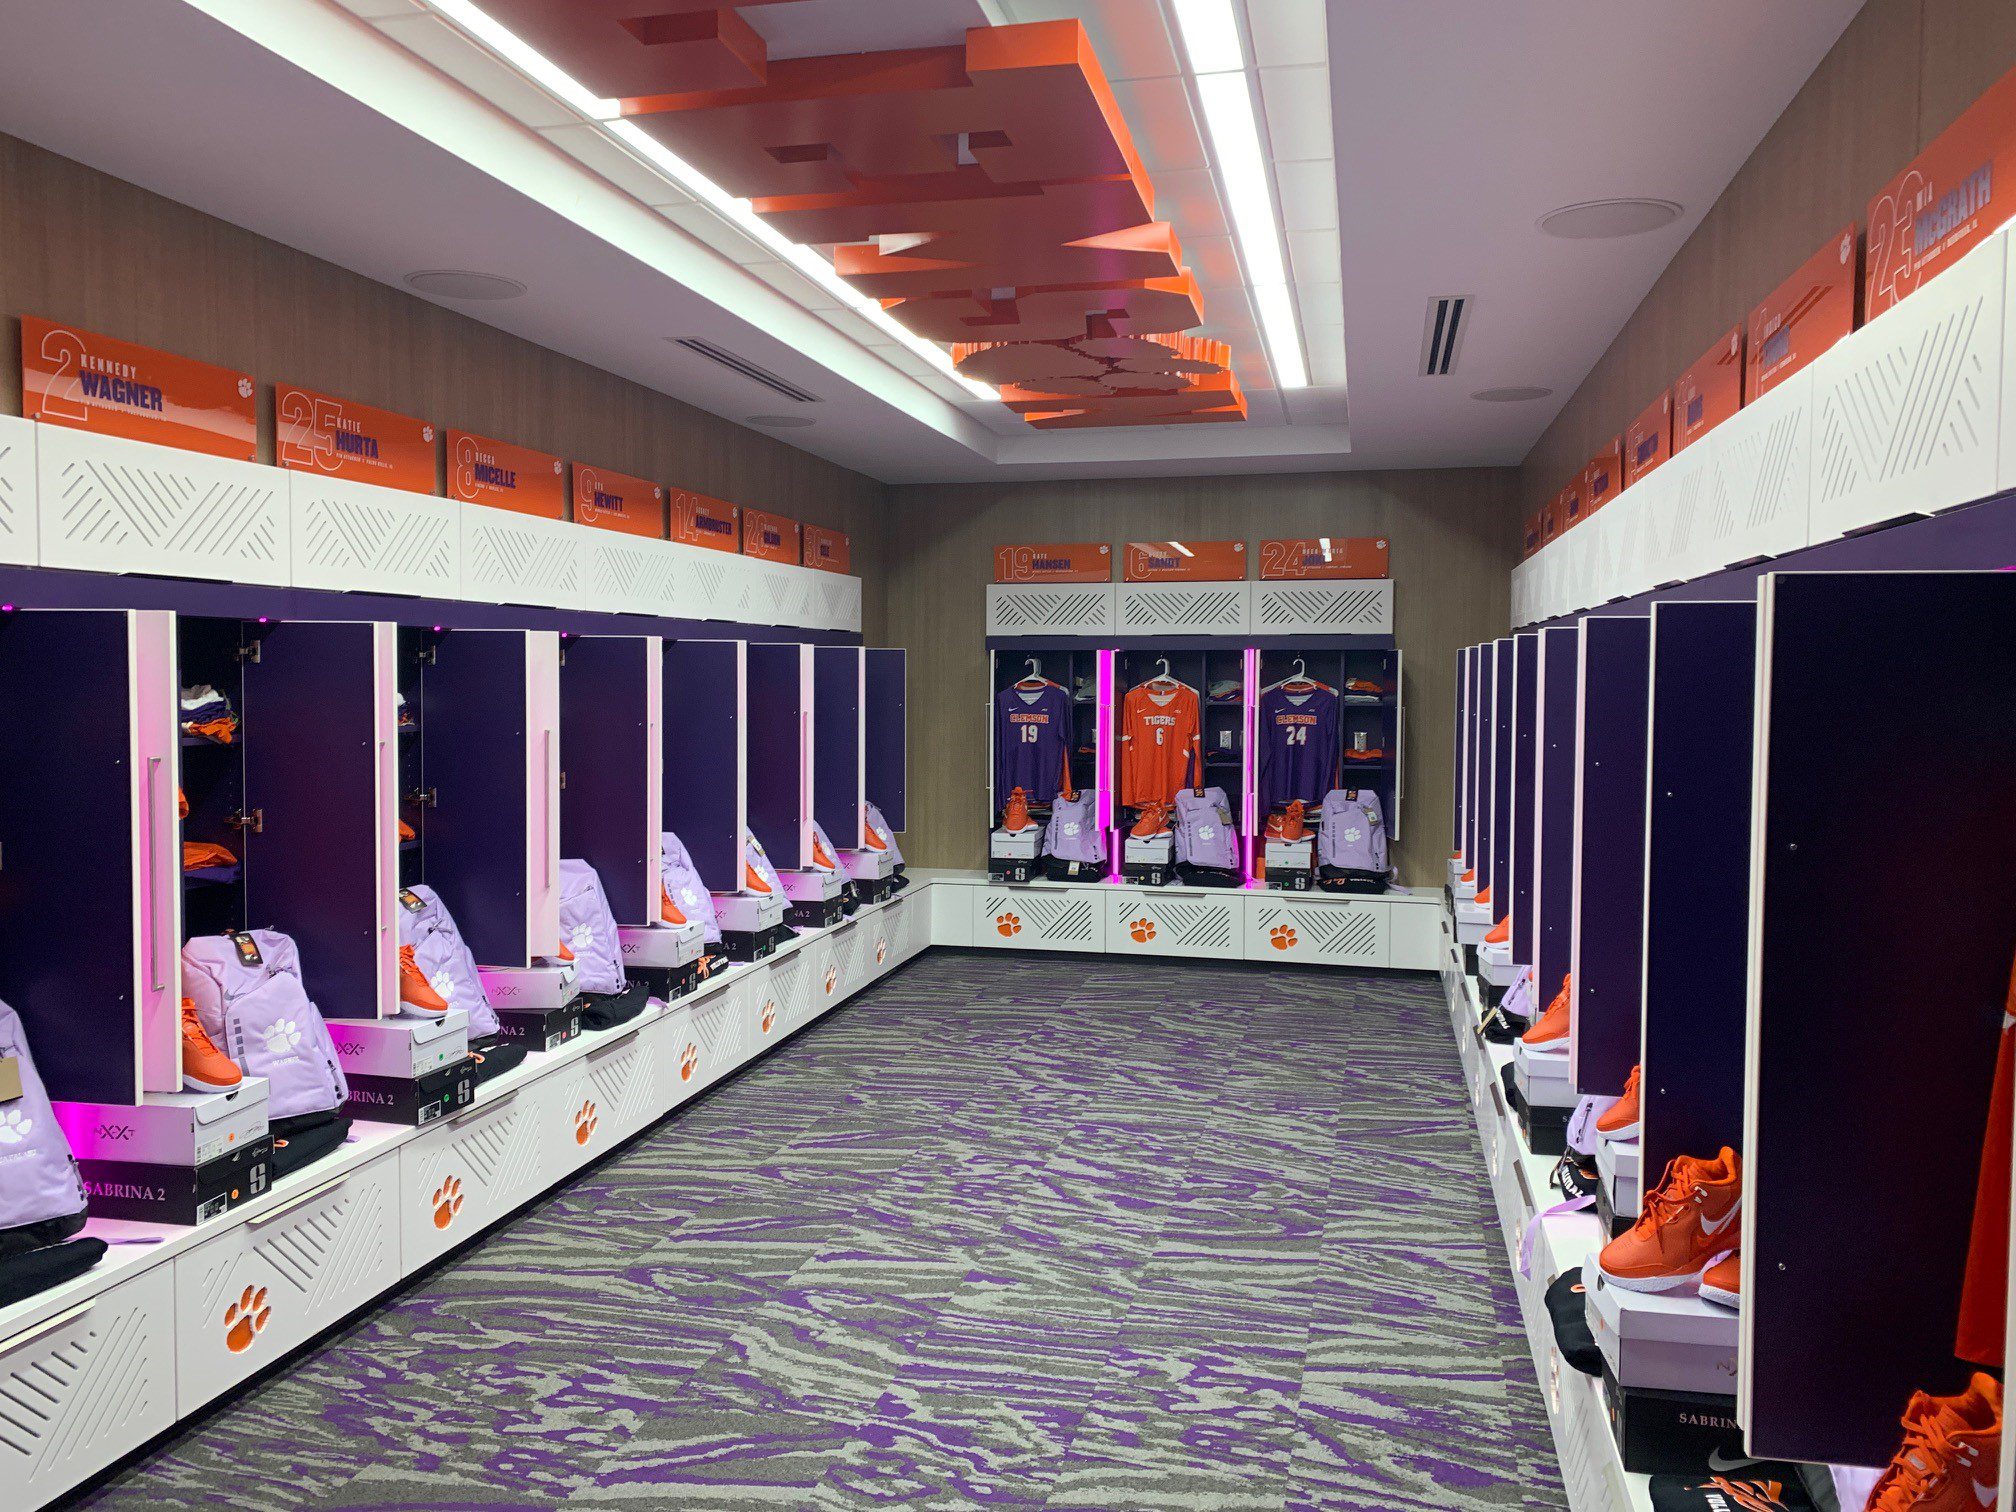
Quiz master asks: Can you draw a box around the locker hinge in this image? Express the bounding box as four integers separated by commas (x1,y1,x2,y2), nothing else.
235,641,262,663
417,644,437,666
559,770,568,790
406,786,438,810
227,808,264,834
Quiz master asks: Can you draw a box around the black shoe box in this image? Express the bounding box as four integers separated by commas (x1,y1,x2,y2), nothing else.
788,897,845,930
1483,979,1507,1010
1463,942,1478,977
987,858,1033,883
633,959,702,1003
82,1136,273,1226
1600,1368,1743,1475
721,924,786,963
1121,862,1169,886
1269,870,1314,892
1505,1074,1569,1156
494,1001,582,1053
1595,1181,1632,1238
345,1058,477,1126
853,876,893,906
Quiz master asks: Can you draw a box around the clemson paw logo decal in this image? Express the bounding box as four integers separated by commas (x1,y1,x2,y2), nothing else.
875,939,888,964
1129,918,1157,943
235,376,254,400
224,1285,271,1353
760,999,777,1034
1270,924,1298,951
574,1101,599,1144
0,1108,30,1144
263,1019,304,1055
824,965,839,995
431,1177,464,1230
679,1043,699,1082
995,912,1022,937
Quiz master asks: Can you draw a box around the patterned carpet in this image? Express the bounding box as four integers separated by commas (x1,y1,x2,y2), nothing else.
72,951,1565,1511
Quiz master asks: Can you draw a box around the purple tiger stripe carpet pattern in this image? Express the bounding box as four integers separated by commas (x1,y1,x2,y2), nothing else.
71,952,1565,1510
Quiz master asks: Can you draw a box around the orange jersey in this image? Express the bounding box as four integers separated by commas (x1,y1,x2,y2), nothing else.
1120,682,1201,806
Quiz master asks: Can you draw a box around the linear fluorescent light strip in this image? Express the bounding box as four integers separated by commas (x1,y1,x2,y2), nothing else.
1174,0,1310,390
425,2,994,401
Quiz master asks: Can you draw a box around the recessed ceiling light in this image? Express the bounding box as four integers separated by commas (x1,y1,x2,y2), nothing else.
1538,199,1683,240
405,269,527,301
1471,386,1554,402
746,414,816,429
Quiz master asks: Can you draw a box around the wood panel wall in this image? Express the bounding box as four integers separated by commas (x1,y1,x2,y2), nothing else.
1521,0,2016,512
0,131,891,639
883,470,1519,883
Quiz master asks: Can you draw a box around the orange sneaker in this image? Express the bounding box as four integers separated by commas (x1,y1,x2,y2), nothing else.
1597,1147,1742,1292
1475,885,1493,907
1866,1374,2002,1512
555,939,575,962
1461,868,1476,884
661,880,688,927
398,945,450,1016
1484,914,1509,945
862,819,888,852
1131,801,1171,839
181,998,242,1091
1700,1252,1740,1310
1521,975,1571,1050
1002,787,1033,834
744,859,774,895
812,831,837,870
1278,799,1306,843
1598,1065,1641,1141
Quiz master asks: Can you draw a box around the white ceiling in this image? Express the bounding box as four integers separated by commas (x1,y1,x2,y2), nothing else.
0,0,1864,483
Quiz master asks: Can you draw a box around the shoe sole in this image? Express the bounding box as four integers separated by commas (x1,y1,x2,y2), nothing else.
1597,1121,1641,1141
1599,1249,1734,1293
182,1071,241,1092
397,1003,449,1019
1699,1283,1741,1310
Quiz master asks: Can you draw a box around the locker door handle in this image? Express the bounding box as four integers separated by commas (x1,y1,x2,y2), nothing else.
145,755,166,993
544,729,557,889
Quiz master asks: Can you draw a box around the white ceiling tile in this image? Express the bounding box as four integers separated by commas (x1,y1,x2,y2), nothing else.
1110,76,1206,173
539,124,692,210
1286,226,1342,285
744,259,843,312
661,202,770,263
814,305,893,349
342,0,428,19
1302,322,1347,388
1309,346,1347,389
1273,159,1337,233
1244,0,1328,69
1282,389,1349,425
1258,65,1334,161
1186,235,1242,287
1153,168,1230,242
1244,390,1286,424
869,342,941,381
1294,279,1346,327
376,14,581,132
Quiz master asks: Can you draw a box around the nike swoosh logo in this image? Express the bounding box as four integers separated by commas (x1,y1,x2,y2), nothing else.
1976,1480,1997,1507
1708,1449,1761,1472
1700,1205,1739,1237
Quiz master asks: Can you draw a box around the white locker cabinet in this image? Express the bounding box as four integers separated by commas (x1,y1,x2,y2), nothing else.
735,964,787,1058
0,412,37,566
459,498,585,610
1387,898,1444,972
983,581,1116,636
825,921,870,1006
288,473,462,601
1250,577,1395,636
1104,887,1243,959
1243,894,1391,969
766,944,823,1036
0,1263,177,1506
582,530,681,619
174,1154,402,1409
970,887,1105,954
579,1025,659,1149
932,879,975,946
689,979,748,1086
1115,579,1251,635
398,1082,551,1273
797,935,842,1025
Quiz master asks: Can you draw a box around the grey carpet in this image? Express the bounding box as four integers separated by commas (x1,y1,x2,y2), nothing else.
72,951,1566,1511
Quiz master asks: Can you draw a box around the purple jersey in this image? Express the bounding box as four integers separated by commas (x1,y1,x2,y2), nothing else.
996,682,1073,800
1257,685,1339,810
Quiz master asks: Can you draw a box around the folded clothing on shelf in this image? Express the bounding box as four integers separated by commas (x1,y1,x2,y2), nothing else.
180,684,239,744
182,840,239,874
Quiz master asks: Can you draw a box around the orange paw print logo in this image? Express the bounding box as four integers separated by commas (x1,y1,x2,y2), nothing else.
223,1285,271,1353
1129,918,1157,943
824,964,839,995
574,1100,599,1144
995,912,1022,937
760,999,777,1034
1269,924,1298,951
431,1177,465,1230
875,938,888,964
679,1043,700,1082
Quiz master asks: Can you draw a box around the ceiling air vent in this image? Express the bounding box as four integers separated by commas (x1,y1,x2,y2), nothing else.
672,337,821,404
1419,295,1470,376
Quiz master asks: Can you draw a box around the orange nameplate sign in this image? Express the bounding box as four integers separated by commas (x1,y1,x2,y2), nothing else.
1540,497,1561,543
1124,540,1244,582
1867,64,2016,317
743,509,801,563
1257,538,1389,580
668,490,740,552
276,385,435,492
994,543,1112,582
1583,439,1623,512
1522,512,1543,559
1559,480,1585,531
574,464,664,538
22,318,255,460
446,431,566,518
1624,394,1671,486
804,524,851,573
1747,226,1858,401
1672,326,1744,455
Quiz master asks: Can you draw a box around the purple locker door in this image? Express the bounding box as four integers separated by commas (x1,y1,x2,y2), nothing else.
865,648,907,834
1469,644,1492,875
560,635,660,926
1746,571,2016,1466
1509,632,1540,961
664,639,745,892
0,611,163,1102
746,642,809,868
1453,645,1469,860
813,646,863,843
1568,616,1650,1097
425,630,535,967
242,620,391,1019
1489,638,1513,910
1532,628,1578,995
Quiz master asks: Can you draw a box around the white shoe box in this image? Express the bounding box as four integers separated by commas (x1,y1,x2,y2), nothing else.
1455,877,1479,901
1123,833,1173,866
840,847,894,882
990,827,1039,861
780,868,845,903
55,1080,270,1165
1599,1135,1642,1219
1447,856,1467,889
618,922,707,969
327,1010,469,1079
478,960,578,1012
1583,1255,1740,1395
1478,940,1517,987
714,889,786,933
1263,835,1313,871
1515,1042,1577,1109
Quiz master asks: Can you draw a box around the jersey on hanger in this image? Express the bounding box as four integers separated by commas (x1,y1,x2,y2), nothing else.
1257,683,1340,811
1120,681,1201,806
995,682,1073,801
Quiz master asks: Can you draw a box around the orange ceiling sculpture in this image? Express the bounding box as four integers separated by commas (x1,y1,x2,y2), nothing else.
480,6,1245,427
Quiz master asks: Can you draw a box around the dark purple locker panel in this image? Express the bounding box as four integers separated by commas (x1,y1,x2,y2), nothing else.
1469,644,1492,873
0,612,140,1102
1641,603,1755,1183
1509,632,1540,960
745,643,806,868
560,636,655,927
243,621,382,1019
1490,638,1512,910
1748,572,2016,1466
1452,646,1469,855
664,640,743,892
1570,616,1649,1097
1534,627,1578,993
426,631,532,966
865,647,907,834
813,645,861,843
